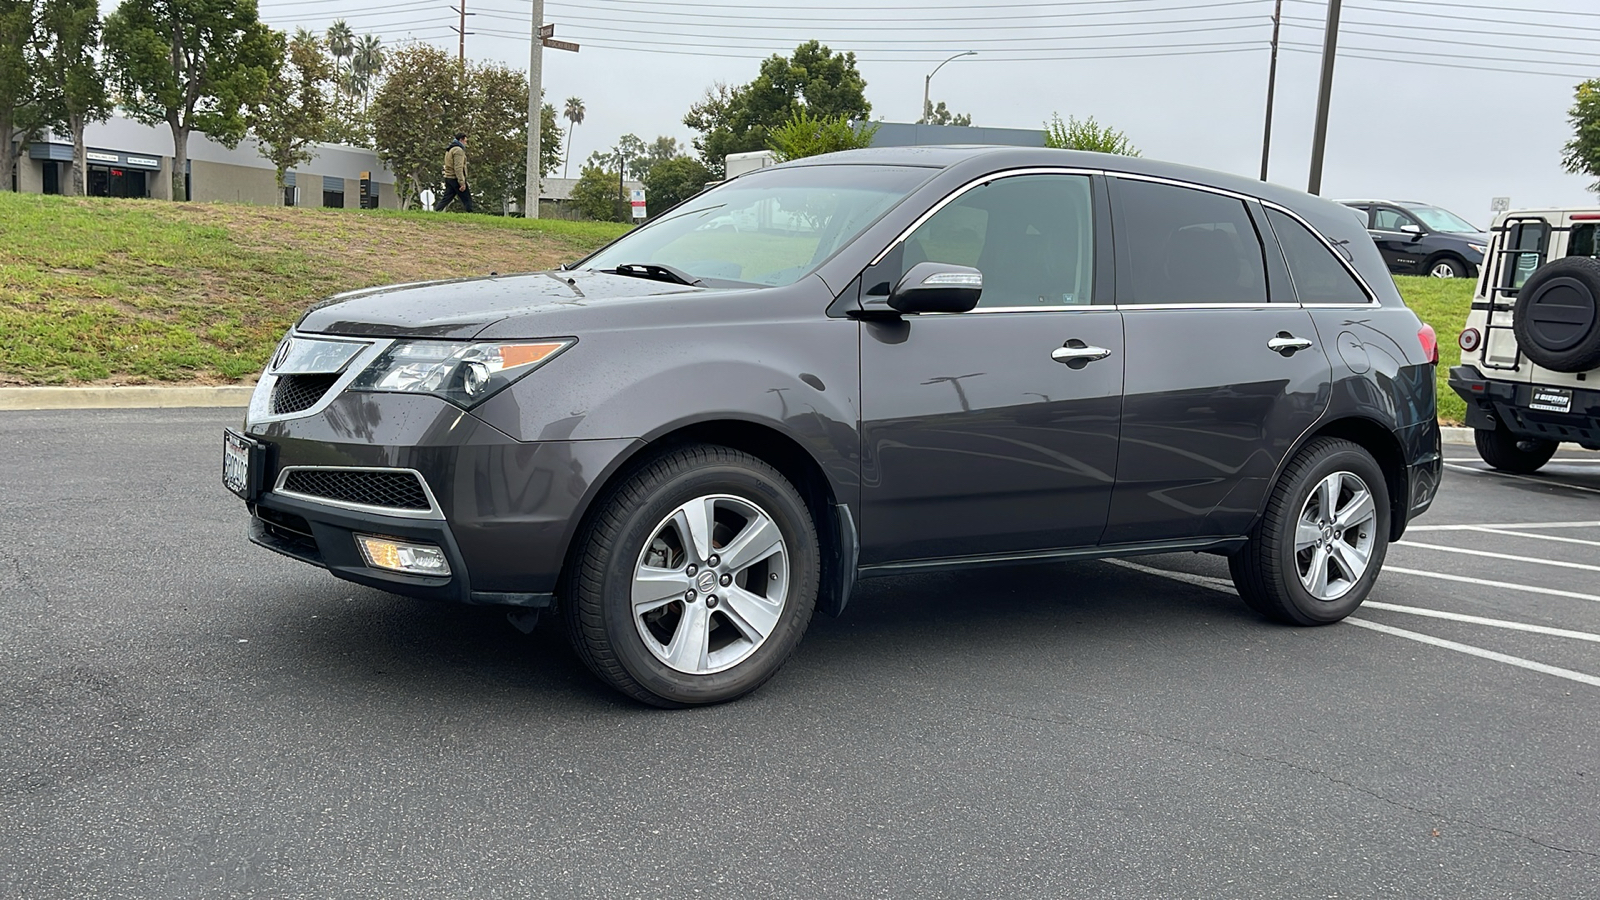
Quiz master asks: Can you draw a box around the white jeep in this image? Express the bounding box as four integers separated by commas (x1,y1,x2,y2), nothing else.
1449,207,1600,472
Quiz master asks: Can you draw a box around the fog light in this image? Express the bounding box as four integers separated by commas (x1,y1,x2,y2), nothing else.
356,535,451,576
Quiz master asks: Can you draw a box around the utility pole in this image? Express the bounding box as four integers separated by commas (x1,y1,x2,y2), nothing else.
524,0,545,218
449,1,474,64
1258,0,1283,182
1307,0,1343,195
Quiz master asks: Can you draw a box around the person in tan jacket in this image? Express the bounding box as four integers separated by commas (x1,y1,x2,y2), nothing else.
433,131,475,212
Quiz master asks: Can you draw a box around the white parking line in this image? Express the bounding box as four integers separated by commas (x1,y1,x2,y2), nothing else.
1465,526,1600,549
1363,601,1600,643
1103,559,1600,689
1409,521,1600,531
1344,620,1600,689
1395,540,1600,573
1445,458,1600,464
1445,462,1600,495
1383,566,1600,604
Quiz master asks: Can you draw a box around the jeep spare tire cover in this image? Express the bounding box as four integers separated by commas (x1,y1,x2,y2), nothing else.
1512,256,1600,373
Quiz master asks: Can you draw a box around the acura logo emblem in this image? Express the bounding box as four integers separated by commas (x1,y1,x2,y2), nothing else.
696,570,718,593
271,339,293,371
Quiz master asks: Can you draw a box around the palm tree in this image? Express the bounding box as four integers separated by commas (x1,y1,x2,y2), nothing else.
352,35,383,115
562,96,585,179
325,20,355,120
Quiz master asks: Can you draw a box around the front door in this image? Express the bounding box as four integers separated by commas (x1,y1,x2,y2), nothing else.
1369,205,1425,274
1103,176,1331,544
859,172,1123,564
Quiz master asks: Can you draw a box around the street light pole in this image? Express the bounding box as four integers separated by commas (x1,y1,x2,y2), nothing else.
1307,0,1343,196
523,0,544,218
922,51,976,123
1259,0,1283,181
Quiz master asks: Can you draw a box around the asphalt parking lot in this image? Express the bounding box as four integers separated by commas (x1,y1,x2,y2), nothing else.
2,408,1597,898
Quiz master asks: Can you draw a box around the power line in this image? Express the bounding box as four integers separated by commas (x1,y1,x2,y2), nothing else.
557,0,1258,11
1281,44,1596,79
1280,39,1597,78
1282,20,1600,57
478,8,1272,34
1281,12,1600,42
527,0,1267,25
538,21,1272,46
1332,0,1600,19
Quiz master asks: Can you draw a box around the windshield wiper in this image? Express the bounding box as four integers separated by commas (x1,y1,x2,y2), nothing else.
609,262,702,286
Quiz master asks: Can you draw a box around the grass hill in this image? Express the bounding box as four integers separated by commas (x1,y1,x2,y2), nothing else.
0,192,1471,421
0,192,627,385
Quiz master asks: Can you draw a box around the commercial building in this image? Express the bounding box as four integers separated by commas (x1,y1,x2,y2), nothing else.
13,115,400,209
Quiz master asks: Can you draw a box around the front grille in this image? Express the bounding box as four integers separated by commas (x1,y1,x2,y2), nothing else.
271,373,341,415
281,469,431,511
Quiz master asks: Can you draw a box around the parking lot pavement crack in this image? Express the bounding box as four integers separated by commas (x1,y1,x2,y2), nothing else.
0,550,47,607
957,703,1600,860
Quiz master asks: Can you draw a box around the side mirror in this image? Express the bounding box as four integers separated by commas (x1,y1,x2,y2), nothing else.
888,261,983,314
1400,224,1425,239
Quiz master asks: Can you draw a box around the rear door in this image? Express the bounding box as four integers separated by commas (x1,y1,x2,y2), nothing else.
1103,176,1331,544
858,171,1124,564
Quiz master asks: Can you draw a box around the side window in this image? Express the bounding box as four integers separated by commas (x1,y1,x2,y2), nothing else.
1568,223,1598,260
1500,220,1548,291
1116,178,1268,305
1372,207,1417,232
1266,208,1370,305
901,173,1096,308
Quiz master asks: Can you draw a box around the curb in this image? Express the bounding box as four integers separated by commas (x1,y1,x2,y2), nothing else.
0,385,255,411
1440,426,1472,445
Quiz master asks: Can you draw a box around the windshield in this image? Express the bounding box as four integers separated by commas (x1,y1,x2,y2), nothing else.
580,164,932,287
1403,204,1479,233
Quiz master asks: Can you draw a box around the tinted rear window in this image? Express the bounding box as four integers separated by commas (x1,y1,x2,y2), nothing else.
1117,179,1268,305
1267,209,1369,305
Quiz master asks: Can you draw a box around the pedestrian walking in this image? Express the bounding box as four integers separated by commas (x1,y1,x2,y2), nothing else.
434,131,474,213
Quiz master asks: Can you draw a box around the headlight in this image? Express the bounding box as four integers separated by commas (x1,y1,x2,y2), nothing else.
1467,243,1486,255
348,339,573,408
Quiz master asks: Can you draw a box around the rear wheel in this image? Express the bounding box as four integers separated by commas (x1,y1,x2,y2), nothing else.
1230,438,1390,625
1474,424,1557,474
562,444,818,707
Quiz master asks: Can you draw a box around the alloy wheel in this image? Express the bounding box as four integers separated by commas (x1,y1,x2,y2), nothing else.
631,494,789,674
1430,261,1458,278
1294,471,1378,601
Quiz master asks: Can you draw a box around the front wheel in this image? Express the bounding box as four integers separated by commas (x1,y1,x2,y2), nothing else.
1230,438,1390,625
562,444,818,707
1474,424,1557,474
1428,257,1466,278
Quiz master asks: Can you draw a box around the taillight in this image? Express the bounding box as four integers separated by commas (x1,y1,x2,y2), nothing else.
1459,327,1481,353
1418,323,1439,365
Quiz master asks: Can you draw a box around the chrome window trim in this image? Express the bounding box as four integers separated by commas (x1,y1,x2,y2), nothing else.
868,167,1105,268
246,334,391,426
273,465,445,520
1117,302,1280,311
1258,199,1383,308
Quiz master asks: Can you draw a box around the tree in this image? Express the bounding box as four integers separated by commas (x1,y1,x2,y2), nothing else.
248,28,331,194
614,132,646,179
35,0,113,197
919,100,971,127
325,19,352,113
571,163,624,222
562,94,583,178
0,0,40,192
767,109,877,162
351,34,382,114
1563,79,1600,193
631,134,680,184
684,41,870,178
643,155,711,215
1043,113,1140,156
103,0,276,201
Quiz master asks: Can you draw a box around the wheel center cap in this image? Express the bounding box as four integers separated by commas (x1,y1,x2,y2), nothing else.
696,569,718,593
1322,524,1335,542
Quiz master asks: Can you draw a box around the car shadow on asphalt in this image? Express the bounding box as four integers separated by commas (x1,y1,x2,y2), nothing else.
248,557,1265,709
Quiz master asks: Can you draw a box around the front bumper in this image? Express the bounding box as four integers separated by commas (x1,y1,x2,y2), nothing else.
1448,365,1600,449
238,391,639,606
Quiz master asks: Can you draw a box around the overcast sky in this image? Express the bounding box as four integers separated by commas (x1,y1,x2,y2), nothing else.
233,0,1600,226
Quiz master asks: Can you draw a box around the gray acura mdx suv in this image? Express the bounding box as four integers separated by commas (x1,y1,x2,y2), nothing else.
224,146,1442,707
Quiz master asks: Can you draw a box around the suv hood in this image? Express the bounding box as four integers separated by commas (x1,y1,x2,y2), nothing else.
296,270,707,339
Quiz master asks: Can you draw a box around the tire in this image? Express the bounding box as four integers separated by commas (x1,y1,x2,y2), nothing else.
562,444,818,707
1230,438,1390,626
1473,424,1557,474
1511,257,1600,373
1427,256,1466,279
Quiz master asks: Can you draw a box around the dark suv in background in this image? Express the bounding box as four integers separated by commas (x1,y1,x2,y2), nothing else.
224,147,1442,707
1339,199,1488,278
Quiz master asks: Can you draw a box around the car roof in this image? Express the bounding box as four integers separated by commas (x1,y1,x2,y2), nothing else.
1335,199,1428,206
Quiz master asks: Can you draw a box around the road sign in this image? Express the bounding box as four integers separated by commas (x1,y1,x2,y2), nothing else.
538,23,554,38
631,189,647,220
543,37,579,52
1491,196,1510,213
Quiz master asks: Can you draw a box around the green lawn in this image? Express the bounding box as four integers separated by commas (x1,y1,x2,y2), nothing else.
0,192,627,384
1393,275,1473,424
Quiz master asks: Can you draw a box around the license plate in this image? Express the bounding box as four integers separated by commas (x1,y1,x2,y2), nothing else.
223,430,256,499
1529,387,1573,414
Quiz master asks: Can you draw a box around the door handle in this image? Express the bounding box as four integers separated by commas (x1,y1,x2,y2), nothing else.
1267,333,1314,355
1051,341,1113,368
